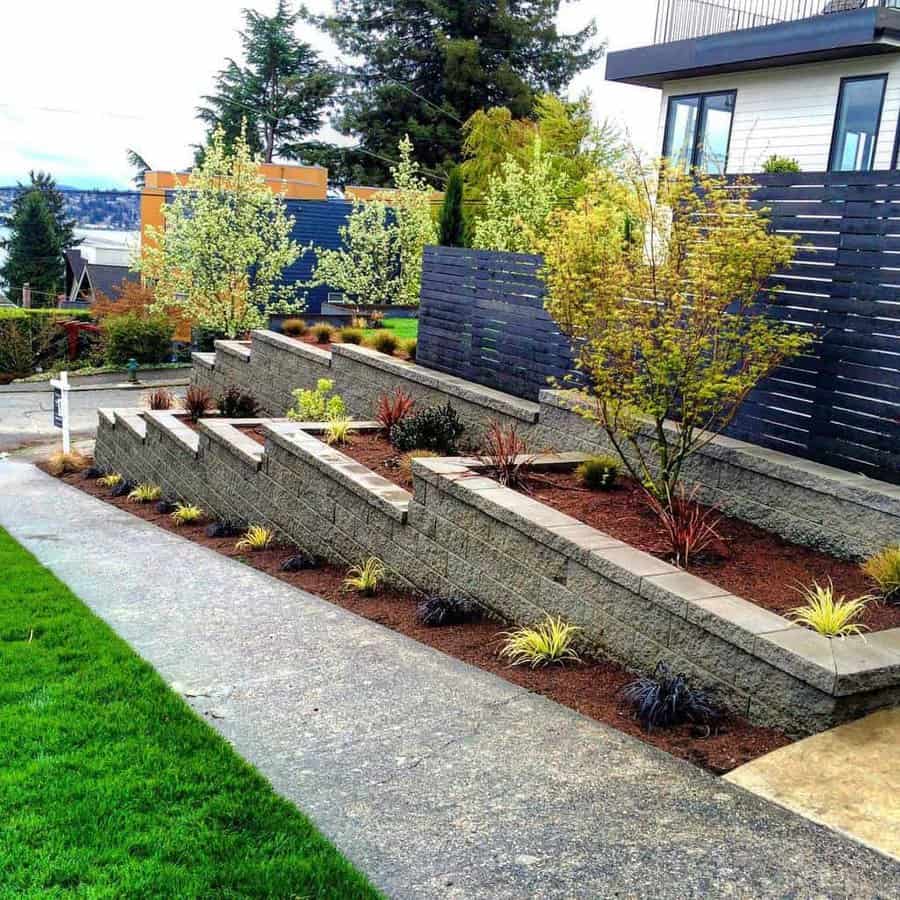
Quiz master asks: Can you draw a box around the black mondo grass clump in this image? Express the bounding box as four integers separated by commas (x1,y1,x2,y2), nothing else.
416,595,481,627
280,552,320,572
110,480,133,498
205,521,243,539
155,498,177,515
622,662,719,732
390,402,464,455
83,466,104,480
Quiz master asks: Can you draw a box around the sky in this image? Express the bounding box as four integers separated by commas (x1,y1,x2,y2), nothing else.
0,0,661,190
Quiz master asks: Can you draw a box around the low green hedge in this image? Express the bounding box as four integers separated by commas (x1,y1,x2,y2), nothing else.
0,307,92,321
102,312,175,365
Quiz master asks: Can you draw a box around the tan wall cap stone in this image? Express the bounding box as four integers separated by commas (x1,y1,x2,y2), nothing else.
754,628,837,693
214,340,252,362
251,329,332,366
686,593,799,655
199,420,263,470
832,633,900,695
585,545,678,593
144,411,199,456
640,570,731,618
191,352,216,370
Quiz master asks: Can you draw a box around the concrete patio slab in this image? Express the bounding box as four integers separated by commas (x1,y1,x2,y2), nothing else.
726,706,900,862
1,460,899,899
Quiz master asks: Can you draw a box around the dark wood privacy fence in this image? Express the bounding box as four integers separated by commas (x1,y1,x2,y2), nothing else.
416,246,580,400
416,171,899,484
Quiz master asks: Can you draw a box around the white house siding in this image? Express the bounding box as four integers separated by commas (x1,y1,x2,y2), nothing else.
658,55,900,173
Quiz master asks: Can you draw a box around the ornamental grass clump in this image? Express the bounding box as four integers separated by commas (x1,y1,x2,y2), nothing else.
622,662,719,732
325,417,352,446
45,450,89,477
338,327,364,345
183,386,214,422
862,546,900,604
171,503,205,526
235,525,274,552
344,557,385,596
790,579,872,638
644,485,723,568
128,483,162,504
97,473,123,489
541,160,812,513
281,317,307,337
400,450,438,484
576,455,619,491
312,323,335,344
145,387,175,411
499,616,581,668
368,331,399,356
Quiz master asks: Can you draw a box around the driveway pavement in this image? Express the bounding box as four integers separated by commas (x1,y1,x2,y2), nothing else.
2,461,898,899
0,371,187,452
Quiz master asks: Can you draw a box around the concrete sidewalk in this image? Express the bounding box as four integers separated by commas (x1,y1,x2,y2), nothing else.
1,461,898,899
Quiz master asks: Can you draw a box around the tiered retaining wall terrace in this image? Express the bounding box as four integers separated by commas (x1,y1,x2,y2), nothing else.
94,409,900,735
190,330,900,560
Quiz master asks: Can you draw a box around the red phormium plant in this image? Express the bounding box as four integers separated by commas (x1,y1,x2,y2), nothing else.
375,389,415,433
644,484,723,568
479,421,535,488
183,386,215,422
145,387,175,410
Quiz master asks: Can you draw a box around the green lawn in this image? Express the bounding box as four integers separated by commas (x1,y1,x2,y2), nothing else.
361,317,418,342
0,528,380,898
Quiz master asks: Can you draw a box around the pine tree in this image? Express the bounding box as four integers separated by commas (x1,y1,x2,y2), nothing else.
312,0,602,183
197,0,337,163
0,191,63,305
3,171,79,253
438,168,466,247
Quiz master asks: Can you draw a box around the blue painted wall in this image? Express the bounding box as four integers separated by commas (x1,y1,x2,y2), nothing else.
282,199,352,315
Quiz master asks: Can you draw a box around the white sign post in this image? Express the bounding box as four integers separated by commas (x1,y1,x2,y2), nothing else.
50,371,71,454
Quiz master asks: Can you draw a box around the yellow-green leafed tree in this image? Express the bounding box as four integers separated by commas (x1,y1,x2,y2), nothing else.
541,160,813,505
138,126,304,338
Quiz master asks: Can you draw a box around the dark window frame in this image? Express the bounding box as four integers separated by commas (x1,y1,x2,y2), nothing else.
828,73,888,173
662,89,737,172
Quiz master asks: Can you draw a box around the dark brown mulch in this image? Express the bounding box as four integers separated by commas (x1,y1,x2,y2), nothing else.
52,465,793,775
520,470,898,632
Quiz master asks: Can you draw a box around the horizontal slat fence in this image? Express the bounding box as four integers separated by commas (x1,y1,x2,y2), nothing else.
416,246,581,400
416,172,899,484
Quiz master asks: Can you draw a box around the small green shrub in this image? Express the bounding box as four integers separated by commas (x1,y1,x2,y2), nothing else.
499,616,581,668
762,154,801,174
790,579,872,637
338,327,364,345
576,455,619,491
862,546,900,603
218,385,261,418
368,331,399,356
344,557,385,596
281,317,307,337
312,323,335,344
389,402,464,454
287,378,346,422
102,313,174,365
128,483,162,503
235,525,275,552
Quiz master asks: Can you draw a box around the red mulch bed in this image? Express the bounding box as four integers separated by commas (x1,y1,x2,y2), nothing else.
520,470,899,632
51,465,792,775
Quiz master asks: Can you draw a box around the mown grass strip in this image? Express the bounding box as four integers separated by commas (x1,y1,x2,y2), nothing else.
0,528,380,898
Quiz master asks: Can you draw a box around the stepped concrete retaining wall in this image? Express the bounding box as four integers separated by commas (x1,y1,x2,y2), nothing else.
94,410,900,735
190,330,900,560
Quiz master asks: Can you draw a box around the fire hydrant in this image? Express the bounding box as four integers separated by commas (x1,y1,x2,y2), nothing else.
127,358,139,384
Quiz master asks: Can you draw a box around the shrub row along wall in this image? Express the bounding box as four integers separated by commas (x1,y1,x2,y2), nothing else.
191,331,900,561
414,228,899,484
94,410,900,736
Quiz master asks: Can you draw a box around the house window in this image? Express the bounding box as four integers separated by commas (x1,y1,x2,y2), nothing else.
829,75,887,172
663,91,736,173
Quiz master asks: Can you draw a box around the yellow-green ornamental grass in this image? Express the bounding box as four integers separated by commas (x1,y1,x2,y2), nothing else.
128,483,162,504
862,546,900,603
344,557,385,596
97,473,123,489
790,580,872,638
499,616,582,667
235,525,275,552
171,504,205,527
325,417,353,446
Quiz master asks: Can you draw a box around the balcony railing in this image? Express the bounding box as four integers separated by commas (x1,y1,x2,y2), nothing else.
654,0,900,44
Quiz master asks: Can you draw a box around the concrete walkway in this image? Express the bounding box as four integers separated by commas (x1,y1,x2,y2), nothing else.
727,707,900,862
2,462,898,899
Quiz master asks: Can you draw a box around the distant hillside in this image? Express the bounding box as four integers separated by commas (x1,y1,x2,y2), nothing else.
0,187,140,231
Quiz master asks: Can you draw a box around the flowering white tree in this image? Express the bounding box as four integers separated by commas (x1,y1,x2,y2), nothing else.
311,136,437,306
138,126,304,338
472,139,572,253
